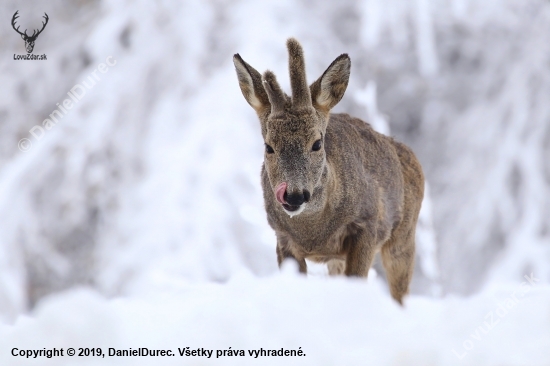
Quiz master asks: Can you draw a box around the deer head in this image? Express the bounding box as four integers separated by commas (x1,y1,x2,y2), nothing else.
12,11,49,54
234,39,350,217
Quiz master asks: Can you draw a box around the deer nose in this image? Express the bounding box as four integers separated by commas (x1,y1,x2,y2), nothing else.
303,189,311,202
284,189,310,206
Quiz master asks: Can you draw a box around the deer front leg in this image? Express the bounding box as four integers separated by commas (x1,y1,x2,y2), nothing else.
344,229,376,277
276,235,307,274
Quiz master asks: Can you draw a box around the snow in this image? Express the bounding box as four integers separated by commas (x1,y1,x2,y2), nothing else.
1,0,549,364
1,272,549,365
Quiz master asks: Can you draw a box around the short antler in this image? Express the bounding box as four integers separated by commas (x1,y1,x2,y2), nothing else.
262,71,287,115
287,38,312,110
11,11,26,37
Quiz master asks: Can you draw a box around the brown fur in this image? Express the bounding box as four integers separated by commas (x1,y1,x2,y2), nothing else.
233,38,424,304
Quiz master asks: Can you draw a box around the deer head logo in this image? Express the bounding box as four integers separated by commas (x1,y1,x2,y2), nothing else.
12,11,49,54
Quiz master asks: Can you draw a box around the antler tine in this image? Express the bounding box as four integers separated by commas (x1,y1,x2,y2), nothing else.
11,10,25,36
287,38,312,110
262,71,287,115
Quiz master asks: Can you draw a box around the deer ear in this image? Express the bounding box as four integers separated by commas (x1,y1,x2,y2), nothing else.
233,54,270,115
309,54,350,114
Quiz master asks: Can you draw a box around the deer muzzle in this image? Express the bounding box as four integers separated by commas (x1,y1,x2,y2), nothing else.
274,182,310,216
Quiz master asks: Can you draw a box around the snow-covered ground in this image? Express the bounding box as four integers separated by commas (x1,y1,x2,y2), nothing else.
1,270,549,365
1,0,549,364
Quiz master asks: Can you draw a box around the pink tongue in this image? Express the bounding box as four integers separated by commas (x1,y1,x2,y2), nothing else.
275,182,287,204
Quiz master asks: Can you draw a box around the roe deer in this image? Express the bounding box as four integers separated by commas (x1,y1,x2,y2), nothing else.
233,39,424,304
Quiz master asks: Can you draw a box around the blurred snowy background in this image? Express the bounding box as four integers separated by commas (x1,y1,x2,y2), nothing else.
0,0,549,364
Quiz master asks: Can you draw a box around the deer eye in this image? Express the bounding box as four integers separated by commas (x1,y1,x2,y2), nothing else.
312,139,322,151
265,144,274,154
